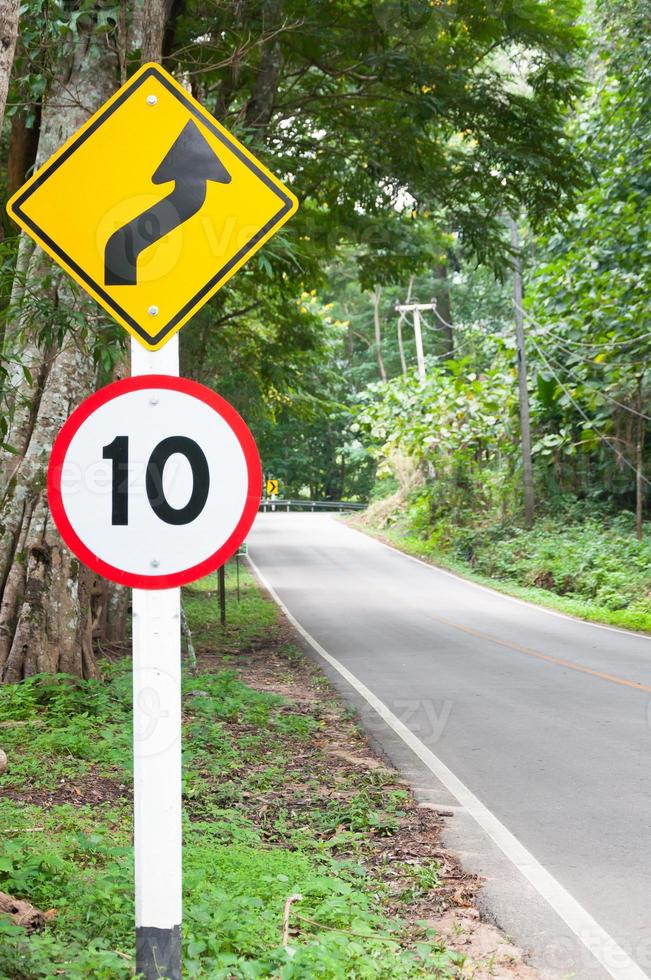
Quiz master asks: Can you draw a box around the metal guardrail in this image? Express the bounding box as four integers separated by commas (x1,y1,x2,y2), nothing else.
259,498,366,513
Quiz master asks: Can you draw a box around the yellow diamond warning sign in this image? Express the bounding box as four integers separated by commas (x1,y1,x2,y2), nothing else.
7,63,298,350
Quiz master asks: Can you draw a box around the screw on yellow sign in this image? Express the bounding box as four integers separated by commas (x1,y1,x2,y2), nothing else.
266,479,279,496
7,63,298,351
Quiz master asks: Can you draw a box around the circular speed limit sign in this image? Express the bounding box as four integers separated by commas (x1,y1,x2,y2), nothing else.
48,375,261,588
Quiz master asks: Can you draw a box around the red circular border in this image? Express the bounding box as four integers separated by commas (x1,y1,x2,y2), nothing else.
47,375,262,589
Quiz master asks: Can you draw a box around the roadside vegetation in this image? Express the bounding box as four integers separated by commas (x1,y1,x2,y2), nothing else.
2,564,528,979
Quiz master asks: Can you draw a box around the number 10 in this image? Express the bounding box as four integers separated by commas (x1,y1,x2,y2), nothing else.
103,436,210,526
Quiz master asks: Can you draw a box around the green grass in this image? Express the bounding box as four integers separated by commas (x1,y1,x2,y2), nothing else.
0,562,461,979
351,513,651,634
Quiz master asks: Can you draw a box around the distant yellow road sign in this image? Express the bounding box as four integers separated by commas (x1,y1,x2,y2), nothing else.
7,63,298,351
266,479,279,496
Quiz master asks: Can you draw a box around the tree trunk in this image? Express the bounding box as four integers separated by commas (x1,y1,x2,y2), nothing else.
510,218,535,529
0,334,102,681
0,27,122,683
434,262,454,358
138,0,175,63
0,0,169,681
105,582,130,642
372,284,387,383
636,374,646,541
245,0,283,133
0,891,46,933
0,0,19,129
7,108,41,202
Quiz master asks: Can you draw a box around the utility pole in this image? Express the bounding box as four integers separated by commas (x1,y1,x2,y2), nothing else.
510,217,535,529
395,301,438,384
635,371,646,541
396,275,415,377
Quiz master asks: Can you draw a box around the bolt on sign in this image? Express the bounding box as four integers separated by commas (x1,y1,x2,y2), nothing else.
7,62,298,351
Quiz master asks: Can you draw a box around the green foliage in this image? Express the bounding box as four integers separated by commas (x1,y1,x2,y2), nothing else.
469,514,651,614
0,670,132,791
349,0,651,591
172,0,585,262
183,564,279,649
359,358,518,467
254,287,376,499
356,347,527,527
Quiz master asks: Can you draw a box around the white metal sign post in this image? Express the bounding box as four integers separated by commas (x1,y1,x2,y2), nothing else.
131,337,182,977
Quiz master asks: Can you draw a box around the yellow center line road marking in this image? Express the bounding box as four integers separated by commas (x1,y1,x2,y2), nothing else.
429,613,651,693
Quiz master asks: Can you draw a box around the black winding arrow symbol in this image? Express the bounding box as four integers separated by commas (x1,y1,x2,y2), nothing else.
104,119,231,286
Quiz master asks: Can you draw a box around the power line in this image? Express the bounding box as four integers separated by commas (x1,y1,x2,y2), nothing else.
426,342,474,364
511,301,651,421
536,324,651,353
537,334,648,369
516,302,651,351
530,336,651,487
418,314,476,354
430,304,455,332
532,337,651,423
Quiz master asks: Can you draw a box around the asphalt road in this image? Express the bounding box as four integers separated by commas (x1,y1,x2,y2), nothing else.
248,513,651,980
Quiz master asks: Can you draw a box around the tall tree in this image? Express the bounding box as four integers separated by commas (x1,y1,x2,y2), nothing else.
172,0,586,266
510,218,535,528
433,263,454,358
372,285,387,383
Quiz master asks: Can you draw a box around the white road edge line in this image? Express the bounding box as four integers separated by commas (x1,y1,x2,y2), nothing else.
247,553,649,980
341,518,648,640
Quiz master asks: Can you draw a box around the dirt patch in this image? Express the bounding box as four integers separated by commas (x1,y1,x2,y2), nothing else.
3,768,128,809
432,909,539,979
532,570,556,591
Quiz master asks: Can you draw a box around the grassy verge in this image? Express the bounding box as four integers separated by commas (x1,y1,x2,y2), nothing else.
348,516,651,634
0,562,470,979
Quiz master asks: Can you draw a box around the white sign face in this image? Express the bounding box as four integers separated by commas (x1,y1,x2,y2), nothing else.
48,376,261,588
